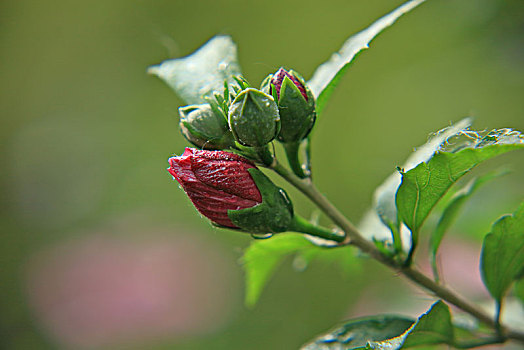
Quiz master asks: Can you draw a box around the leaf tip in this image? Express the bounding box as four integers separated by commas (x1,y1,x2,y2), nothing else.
146,64,160,76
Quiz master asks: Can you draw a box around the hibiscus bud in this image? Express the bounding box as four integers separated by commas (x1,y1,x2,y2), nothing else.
228,88,280,147
179,104,235,150
168,148,293,233
262,68,316,143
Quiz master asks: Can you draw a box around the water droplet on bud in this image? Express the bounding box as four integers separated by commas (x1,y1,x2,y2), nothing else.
250,233,273,240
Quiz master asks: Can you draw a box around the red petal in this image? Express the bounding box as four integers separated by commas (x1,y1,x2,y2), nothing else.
167,148,262,228
190,150,262,203
271,68,308,101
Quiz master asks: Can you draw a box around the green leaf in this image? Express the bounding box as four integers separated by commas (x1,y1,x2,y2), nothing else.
396,132,524,248
307,0,425,115
301,315,414,350
148,35,242,105
243,232,359,307
302,302,484,350
402,301,454,348
229,168,294,234
243,234,315,307
429,170,507,280
359,119,471,250
481,202,524,303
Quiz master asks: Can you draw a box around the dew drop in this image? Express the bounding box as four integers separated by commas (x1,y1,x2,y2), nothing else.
292,255,308,272
251,233,273,240
217,61,228,71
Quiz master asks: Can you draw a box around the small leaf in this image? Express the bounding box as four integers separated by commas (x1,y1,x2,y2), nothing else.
402,301,454,348
359,118,471,250
396,131,524,247
243,234,316,307
148,36,242,105
429,170,507,280
243,233,359,307
307,0,425,115
481,202,524,303
301,315,414,350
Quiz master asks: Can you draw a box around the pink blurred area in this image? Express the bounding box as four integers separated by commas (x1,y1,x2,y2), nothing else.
25,229,238,348
433,237,489,299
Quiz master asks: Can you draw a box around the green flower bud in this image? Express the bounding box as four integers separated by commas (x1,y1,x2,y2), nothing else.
228,88,280,147
179,103,235,150
228,167,294,233
262,68,316,143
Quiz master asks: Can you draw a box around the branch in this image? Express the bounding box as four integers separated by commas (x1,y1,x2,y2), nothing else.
270,161,524,345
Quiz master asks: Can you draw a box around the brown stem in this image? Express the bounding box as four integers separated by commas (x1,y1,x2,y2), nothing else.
271,162,524,345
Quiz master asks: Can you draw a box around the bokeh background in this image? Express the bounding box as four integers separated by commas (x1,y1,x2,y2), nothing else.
1,0,523,349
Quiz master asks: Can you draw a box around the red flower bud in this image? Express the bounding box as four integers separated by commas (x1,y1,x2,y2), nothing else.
271,68,308,101
168,148,262,228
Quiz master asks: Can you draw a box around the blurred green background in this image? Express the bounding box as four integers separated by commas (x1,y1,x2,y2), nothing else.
1,0,523,349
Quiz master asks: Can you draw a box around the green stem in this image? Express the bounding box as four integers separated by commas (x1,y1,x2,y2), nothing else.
430,252,440,284
288,215,344,243
404,236,417,267
254,145,274,167
270,161,524,345
305,135,312,177
495,300,502,335
271,162,396,266
283,141,309,178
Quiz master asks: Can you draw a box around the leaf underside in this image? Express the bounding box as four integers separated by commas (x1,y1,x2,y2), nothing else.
148,35,242,105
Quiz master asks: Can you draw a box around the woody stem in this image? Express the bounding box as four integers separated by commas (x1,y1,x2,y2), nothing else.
270,161,524,345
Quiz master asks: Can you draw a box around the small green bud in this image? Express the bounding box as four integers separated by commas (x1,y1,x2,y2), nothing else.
228,88,280,147
262,68,316,143
179,104,235,150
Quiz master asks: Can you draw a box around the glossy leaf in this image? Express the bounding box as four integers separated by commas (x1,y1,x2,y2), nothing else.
402,301,454,348
148,36,242,105
481,202,524,302
307,0,425,115
429,170,506,280
301,315,414,350
396,131,524,247
359,118,471,250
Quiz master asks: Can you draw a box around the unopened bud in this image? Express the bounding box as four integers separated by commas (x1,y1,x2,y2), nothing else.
228,88,280,147
262,68,316,143
179,104,234,150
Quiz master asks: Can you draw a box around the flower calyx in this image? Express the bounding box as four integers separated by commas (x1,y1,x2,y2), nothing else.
168,148,293,234
178,104,235,150
262,68,316,143
228,88,280,148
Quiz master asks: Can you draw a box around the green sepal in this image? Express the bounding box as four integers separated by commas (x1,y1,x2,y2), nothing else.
277,74,316,143
260,74,271,91
228,168,293,234
283,141,309,178
178,104,235,150
288,69,316,107
228,88,280,147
